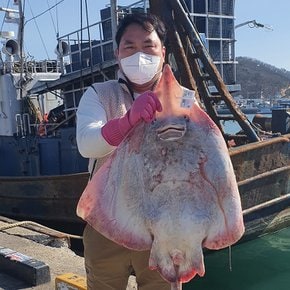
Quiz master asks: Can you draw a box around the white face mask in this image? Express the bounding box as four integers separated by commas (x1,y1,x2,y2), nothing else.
120,52,161,85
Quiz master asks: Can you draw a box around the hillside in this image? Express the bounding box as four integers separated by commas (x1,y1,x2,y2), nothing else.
235,57,290,99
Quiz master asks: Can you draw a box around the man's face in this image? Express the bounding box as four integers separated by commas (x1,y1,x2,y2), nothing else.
116,23,165,62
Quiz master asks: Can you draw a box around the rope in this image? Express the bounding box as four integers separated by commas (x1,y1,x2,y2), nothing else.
0,220,82,239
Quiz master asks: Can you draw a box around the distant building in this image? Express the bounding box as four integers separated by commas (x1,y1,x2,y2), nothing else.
184,0,239,92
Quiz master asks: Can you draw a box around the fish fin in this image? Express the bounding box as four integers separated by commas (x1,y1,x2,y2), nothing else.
77,145,152,250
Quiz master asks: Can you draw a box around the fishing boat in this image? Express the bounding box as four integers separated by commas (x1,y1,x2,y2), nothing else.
217,101,260,115
0,0,88,231
0,0,289,244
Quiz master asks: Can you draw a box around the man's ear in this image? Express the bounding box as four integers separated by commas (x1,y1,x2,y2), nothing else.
114,48,119,59
162,46,166,60
115,48,121,69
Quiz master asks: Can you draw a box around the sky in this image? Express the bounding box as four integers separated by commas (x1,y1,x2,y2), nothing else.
1,0,290,71
235,0,290,71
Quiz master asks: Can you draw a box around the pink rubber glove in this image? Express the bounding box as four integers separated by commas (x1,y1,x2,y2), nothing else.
101,91,162,146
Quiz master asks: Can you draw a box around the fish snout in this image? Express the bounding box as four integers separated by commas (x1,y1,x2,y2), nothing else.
170,249,184,266
149,246,205,283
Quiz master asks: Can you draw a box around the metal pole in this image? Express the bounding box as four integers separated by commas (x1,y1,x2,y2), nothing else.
17,0,24,100
110,0,118,51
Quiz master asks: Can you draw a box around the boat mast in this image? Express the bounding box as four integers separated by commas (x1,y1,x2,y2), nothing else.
17,0,25,100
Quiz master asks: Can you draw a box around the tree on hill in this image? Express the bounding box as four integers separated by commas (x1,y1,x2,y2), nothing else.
235,57,290,99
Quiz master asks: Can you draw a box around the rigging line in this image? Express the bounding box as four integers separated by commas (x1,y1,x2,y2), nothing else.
24,0,65,25
26,0,50,59
46,0,57,35
56,0,60,37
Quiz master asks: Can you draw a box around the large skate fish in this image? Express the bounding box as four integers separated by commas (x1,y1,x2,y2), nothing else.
77,64,244,289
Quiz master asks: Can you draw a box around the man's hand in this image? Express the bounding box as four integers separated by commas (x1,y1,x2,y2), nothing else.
128,91,162,125
101,91,162,146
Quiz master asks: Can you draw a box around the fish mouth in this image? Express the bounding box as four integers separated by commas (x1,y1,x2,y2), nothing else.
156,124,187,141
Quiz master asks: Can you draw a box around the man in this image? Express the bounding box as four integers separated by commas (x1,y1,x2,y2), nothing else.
77,13,170,289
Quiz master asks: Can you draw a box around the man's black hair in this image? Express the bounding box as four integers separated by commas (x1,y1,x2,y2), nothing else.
115,13,167,47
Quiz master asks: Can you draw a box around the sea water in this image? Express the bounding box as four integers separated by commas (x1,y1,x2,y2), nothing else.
184,114,290,289
184,227,290,290
221,113,272,135
221,114,256,134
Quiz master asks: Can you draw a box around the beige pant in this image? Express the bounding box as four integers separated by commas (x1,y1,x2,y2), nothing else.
83,224,170,290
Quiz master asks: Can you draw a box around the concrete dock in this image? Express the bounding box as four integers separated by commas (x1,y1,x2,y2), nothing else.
0,218,138,290
0,219,86,289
